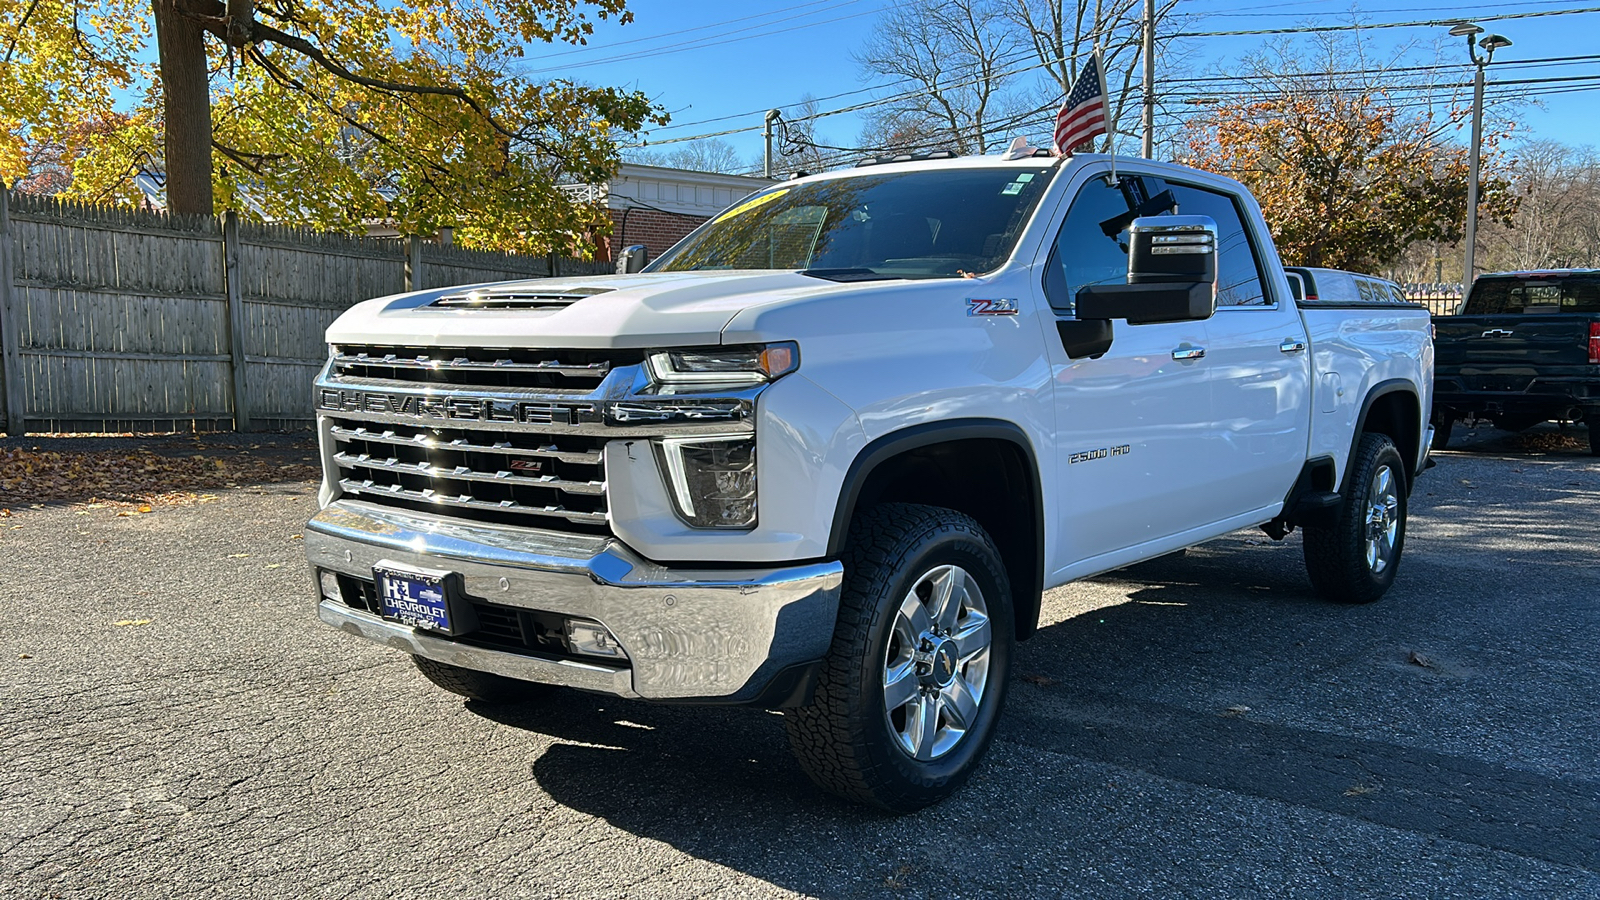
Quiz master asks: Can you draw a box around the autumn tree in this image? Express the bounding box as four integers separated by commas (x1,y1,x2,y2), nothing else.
1,0,663,252
1181,89,1518,272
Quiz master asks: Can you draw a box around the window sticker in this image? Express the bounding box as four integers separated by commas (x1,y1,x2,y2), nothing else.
1015,173,1035,182
714,189,790,222
1001,182,1025,195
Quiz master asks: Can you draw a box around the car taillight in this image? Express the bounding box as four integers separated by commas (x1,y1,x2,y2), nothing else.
1589,322,1600,364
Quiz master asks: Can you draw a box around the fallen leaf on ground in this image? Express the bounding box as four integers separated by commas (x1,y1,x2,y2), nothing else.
113,619,152,627
264,563,284,570
1020,673,1057,686
1408,650,1434,668
18,653,32,659
1223,704,1251,717
226,553,249,559
0,446,318,510
1344,784,1373,797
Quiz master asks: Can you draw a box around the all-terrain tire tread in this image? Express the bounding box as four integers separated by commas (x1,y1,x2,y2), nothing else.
1302,433,1405,604
784,502,1009,812
412,655,542,704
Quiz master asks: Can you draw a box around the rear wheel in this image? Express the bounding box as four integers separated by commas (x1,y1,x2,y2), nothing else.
1303,433,1408,604
785,503,1013,813
412,656,546,704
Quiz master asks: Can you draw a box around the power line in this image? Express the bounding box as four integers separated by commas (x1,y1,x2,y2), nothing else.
1169,4,1600,37
518,3,885,77
522,0,861,63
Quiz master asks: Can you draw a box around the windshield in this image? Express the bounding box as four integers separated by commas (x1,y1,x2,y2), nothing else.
1464,275,1600,314
650,165,1058,280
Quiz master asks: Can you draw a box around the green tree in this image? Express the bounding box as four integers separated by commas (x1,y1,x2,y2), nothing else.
2,0,662,252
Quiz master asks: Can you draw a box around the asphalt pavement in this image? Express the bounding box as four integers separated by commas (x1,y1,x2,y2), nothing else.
2,426,1597,899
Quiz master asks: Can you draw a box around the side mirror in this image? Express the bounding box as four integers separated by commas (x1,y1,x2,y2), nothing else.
616,244,649,275
1075,215,1219,325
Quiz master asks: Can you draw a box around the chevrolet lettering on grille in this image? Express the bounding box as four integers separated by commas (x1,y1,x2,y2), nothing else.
317,388,594,425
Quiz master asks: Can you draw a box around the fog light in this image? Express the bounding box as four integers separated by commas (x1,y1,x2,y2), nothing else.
318,570,342,602
567,619,628,660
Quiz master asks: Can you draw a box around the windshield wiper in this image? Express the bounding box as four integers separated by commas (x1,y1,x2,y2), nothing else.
798,268,896,283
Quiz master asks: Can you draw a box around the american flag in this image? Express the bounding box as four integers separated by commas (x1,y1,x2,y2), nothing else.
1053,50,1109,156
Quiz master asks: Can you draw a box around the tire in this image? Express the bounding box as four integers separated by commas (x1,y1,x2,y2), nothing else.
1303,433,1408,604
785,503,1014,813
412,655,545,704
1430,412,1454,450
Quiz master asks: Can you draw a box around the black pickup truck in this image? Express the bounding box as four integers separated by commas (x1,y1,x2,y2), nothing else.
1433,269,1600,454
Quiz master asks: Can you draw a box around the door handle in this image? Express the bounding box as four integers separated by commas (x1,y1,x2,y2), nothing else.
1279,338,1306,353
1172,345,1206,361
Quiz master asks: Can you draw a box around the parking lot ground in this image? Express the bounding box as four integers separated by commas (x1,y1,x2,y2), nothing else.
1,428,1597,899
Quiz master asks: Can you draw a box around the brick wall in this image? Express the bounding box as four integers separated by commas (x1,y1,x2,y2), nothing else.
608,207,708,263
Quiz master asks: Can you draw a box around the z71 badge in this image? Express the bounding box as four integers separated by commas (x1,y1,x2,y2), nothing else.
967,298,1019,316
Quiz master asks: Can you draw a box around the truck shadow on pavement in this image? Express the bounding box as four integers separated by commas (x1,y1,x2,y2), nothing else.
470,542,1600,894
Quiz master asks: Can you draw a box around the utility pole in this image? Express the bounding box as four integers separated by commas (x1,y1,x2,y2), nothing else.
1142,0,1155,159
1450,22,1511,289
764,110,782,179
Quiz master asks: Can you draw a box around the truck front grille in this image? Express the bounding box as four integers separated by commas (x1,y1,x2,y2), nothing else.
321,345,630,535
328,420,609,532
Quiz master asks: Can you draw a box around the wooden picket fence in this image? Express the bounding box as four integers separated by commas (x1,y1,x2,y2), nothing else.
0,190,612,434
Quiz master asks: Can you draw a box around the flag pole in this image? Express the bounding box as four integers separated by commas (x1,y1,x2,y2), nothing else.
1096,46,1115,183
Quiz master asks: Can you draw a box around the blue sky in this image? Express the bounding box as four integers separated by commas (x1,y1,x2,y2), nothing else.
519,0,1600,168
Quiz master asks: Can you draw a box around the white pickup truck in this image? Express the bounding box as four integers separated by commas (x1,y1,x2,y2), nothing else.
304,152,1434,811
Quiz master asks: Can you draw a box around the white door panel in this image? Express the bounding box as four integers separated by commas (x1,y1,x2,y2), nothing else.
1050,320,1216,563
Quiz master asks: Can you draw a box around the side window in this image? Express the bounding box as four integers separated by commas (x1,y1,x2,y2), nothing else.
1041,176,1133,313
1357,279,1376,302
1161,182,1270,307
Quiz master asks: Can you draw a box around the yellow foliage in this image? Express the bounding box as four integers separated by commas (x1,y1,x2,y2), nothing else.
1,0,663,253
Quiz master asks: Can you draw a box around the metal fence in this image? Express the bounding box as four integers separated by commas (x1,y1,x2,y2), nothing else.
0,190,611,434
1400,283,1465,316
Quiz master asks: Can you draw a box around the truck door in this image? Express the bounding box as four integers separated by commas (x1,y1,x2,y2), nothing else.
1159,180,1311,519
1039,169,1221,567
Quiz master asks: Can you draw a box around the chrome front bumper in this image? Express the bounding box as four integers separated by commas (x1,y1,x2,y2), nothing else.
305,500,843,703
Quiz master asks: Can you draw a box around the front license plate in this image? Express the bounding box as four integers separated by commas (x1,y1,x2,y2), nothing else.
374,563,454,633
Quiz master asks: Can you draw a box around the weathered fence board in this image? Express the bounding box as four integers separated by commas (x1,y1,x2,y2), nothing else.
0,188,611,434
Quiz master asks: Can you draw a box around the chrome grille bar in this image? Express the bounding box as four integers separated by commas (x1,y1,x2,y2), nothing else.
333,451,605,495
332,352,610,379
328,425,603,465
338,479,608,525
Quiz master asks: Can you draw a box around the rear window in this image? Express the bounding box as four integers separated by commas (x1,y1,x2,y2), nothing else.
1464,275,1600,314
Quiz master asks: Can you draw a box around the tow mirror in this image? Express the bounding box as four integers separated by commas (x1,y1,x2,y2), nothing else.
1075,215,1219,324
616,244,649,275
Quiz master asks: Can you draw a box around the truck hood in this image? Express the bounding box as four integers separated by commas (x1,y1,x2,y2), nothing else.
324,270,865,349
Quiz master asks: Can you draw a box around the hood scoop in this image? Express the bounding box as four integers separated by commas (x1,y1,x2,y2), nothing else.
431,285,615,310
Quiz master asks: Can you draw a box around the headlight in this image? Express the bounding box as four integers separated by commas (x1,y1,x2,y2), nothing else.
655,436,757,528
646,342,798,387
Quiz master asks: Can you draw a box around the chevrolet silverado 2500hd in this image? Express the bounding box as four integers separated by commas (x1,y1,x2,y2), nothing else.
305,152,1434,812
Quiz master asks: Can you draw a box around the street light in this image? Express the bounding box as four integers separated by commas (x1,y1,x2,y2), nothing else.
1451,21,1512,289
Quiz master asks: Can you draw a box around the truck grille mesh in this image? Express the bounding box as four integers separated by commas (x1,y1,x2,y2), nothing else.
324,345,622,535
332,344,640,392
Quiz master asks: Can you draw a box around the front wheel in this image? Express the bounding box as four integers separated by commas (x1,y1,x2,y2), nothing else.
1302,433,1408,604
785,503,1014,813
